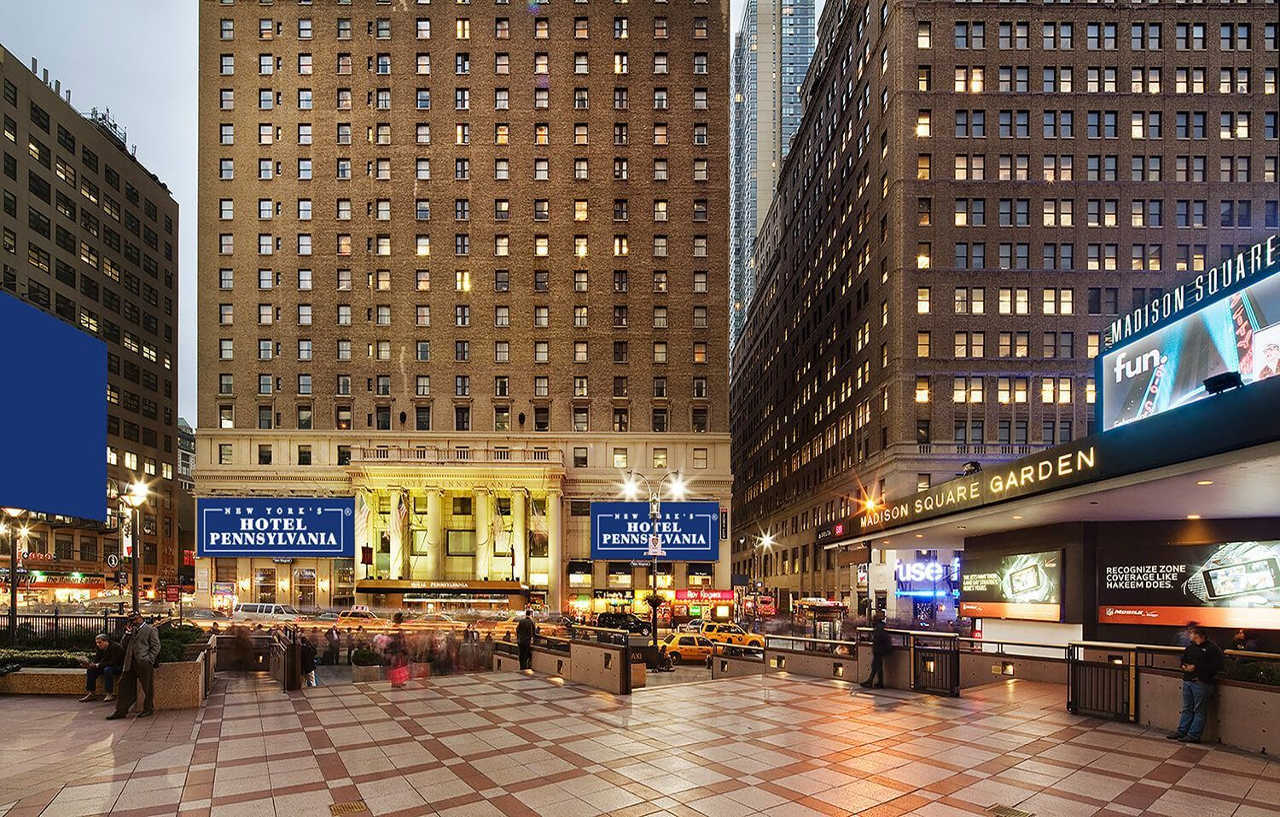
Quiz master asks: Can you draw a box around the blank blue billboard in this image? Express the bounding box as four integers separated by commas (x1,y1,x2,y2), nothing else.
0,292,107,520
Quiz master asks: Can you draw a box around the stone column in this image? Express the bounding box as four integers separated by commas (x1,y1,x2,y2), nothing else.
237,557,252,602
425,489,444,580
546,489,563,613
473,487,490,581
511,490,527,585
388,490,407,580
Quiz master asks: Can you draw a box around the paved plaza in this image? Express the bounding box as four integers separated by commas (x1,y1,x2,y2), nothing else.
0,672,1276,817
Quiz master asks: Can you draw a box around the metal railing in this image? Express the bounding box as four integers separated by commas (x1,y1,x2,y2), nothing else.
1,612,132,648
1068,641,1280,722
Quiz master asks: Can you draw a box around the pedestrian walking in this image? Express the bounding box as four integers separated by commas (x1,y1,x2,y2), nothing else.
299,635,318,687
1168,627,1223,743
387,613,409,687
80,633,124,702
325,625,340,665
516,609,536,671
106,611,161,720
860,615,891,690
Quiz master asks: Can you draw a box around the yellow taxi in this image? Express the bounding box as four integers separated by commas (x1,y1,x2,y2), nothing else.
698,622,765,651
659,633,717,665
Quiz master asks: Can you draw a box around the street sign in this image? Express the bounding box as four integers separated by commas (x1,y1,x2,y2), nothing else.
165,586,180,603
115,570,128,586
646,543,667,557
106,554,119,568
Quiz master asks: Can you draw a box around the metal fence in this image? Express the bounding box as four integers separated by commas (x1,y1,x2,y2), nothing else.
1,612,132,648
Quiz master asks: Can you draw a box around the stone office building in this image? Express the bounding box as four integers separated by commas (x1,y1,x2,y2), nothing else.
1,47,181,604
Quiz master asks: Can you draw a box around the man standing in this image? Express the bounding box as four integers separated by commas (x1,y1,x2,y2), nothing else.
860,615,892,689
107,612,161,720
1168,627,1223,743
516,610,537,671
80,634,124,702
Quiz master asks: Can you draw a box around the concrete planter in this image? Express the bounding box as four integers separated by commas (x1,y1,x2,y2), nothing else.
351,664,383,683
0,656,207,710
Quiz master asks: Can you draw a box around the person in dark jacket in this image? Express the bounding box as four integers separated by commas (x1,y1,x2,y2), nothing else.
516,610,537,670
1168,627,1223,743
80,634,125,702
299,636,318,687
860,616,892,689
107,612,161,720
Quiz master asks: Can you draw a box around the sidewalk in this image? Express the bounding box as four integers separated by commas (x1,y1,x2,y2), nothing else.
0,672,1276,816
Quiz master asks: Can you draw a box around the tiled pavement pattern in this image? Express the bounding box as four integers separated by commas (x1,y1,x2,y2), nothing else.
3,672,1279,817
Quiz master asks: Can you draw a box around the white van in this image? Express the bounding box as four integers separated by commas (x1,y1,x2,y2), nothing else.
231,602,301,622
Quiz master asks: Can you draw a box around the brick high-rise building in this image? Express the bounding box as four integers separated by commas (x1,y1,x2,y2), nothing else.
731,0,1279,618
1,46,181,603
195,0,733,614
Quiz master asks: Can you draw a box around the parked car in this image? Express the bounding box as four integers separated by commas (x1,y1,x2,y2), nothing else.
699,622,765,652
595,612,652,637
335,607,391,627
231,603,301,622
659,633,716,665
185,608,229,621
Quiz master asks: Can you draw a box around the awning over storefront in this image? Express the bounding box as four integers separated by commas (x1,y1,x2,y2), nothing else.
852,376,1280,551
355,578,527,595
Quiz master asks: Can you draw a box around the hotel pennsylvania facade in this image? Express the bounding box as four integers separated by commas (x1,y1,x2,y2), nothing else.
193,1,734,613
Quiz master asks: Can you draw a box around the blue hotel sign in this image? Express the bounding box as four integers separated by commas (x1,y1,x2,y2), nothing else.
197,497,355,558
590,501,720,561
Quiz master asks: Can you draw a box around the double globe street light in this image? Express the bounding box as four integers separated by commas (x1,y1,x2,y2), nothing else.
619,470,687,648
2,507,28,638
120,480,149,612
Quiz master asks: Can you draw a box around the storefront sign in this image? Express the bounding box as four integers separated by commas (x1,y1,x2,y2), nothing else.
1101,235,1280,431
836,545,871,566
1098,541,1280,629
197,497,355,558
959,550,1062,622
674,589,734,602
590,501,720,561
211,581,236,596
859,444,1098,534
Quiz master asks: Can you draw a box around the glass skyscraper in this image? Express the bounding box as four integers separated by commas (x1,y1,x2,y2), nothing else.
730,0,816,350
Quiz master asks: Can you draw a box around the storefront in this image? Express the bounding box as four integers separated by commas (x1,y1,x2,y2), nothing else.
673,589,734,623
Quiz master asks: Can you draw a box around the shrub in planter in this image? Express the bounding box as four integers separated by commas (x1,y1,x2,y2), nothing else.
0,648,91,668
351,647,382,667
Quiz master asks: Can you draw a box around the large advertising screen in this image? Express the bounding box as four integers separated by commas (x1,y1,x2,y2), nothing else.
590,501,720,561
198,497,355,558
1101,236,1280,430
1098,541,1280,629
960,550,1063,622
0,292,106,520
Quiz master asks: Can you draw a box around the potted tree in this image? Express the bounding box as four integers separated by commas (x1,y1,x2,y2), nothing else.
350,647,383,682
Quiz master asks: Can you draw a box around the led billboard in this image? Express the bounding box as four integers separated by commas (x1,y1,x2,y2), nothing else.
0,292,106,520
959,550,1063,622
1098,541,1280,629
1100,234,1280,430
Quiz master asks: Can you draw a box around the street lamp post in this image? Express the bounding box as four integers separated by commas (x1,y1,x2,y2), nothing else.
620,470,686,648
3,507,28,640
121,480,149,612
753,533,774,630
